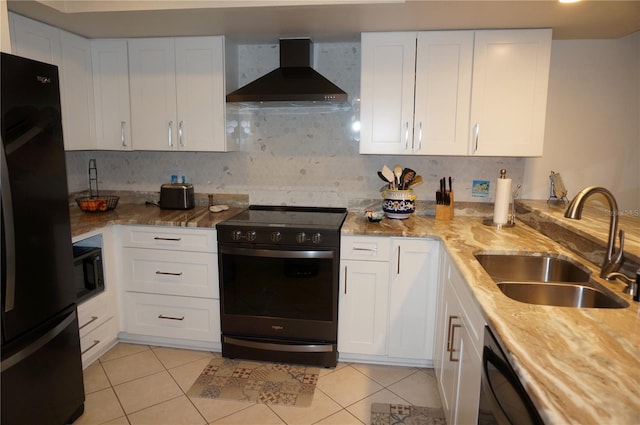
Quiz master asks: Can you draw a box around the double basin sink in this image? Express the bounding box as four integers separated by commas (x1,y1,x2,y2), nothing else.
475,253,629,309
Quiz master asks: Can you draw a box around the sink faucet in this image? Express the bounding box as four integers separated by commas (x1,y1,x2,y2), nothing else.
564,186,625,279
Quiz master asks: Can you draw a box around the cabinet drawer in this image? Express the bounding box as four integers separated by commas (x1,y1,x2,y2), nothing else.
120,225,216,252
77,291,114,338
122,248,218,298
341,236,391,261
80,317,118,366
123,293,220,343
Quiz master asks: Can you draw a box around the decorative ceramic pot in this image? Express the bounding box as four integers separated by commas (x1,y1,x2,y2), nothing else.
382,189,416,219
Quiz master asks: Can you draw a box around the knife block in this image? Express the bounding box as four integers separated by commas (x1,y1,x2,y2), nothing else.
435,191,454,220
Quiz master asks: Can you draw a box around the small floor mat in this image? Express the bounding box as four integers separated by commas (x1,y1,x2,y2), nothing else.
186,357,319,407
371,403,447,425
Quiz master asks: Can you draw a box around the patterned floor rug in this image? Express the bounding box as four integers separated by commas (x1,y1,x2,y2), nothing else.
371,403,447,425
186,357,319,407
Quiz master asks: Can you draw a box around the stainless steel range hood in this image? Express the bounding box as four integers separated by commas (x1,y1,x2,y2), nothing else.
226,38,348,106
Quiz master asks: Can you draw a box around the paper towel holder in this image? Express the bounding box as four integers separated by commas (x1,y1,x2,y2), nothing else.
483,177,521,229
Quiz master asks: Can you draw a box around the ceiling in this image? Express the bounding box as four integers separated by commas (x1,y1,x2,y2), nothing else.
7,0,640,42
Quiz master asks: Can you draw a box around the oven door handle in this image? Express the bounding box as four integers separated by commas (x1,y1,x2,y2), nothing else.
219,246,335,259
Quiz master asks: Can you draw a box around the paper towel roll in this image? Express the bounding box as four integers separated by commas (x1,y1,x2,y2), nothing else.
493,178,512,224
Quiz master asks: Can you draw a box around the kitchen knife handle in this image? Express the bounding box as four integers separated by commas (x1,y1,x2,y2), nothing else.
168,121,173,147
121,121,127,147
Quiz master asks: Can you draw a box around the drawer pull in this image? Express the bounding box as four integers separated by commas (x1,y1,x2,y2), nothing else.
449,324,462,362
79,315,99,330
81,339,100,355
155,271,183,276
153,236,182,241
158,314,185,321
353,247,377,252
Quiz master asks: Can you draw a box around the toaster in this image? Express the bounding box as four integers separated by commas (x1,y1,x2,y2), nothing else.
159,183,195,210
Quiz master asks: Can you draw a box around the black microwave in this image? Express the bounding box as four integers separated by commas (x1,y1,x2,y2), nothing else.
72,245,105,304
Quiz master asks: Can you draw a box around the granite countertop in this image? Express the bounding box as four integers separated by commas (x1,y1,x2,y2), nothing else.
69,191,248,237
342,211,639,425
70,195,639,423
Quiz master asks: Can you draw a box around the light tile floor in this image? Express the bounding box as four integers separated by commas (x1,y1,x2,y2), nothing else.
76,343,443,425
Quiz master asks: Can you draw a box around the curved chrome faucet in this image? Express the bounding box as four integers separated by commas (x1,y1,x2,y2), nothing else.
564,186,625,279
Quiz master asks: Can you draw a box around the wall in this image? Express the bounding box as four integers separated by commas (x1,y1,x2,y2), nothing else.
66,41,523,208
522,32,640,212
66,35,639,210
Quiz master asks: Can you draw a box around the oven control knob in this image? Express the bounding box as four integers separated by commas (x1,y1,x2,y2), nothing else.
247,230,257,241
231,230,243,241
311,233,322,244
296,232,307,244
271,231,282,243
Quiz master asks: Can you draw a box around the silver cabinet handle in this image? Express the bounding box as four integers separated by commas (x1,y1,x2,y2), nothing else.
449,323,461,362
168,121,173,147
353,247,377,252
155,271,183,276
79,315,99,330
81,339,101,355
158,314,184,321
153,236,182,241
121,121,127,147
178,121,184,147
473,122,480,153
344,266,348,295
417,121,423,151
397,245,401,274
404,121,409,150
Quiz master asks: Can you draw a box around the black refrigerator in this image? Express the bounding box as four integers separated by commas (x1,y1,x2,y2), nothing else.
1,52,85,424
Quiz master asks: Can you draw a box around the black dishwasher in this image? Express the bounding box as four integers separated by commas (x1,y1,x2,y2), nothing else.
478,326,544,425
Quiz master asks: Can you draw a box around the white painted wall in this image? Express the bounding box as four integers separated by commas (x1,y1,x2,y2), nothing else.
523,33,640,212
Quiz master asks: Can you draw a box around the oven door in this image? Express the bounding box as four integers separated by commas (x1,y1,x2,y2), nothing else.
479,326,543,425
218,244,338,342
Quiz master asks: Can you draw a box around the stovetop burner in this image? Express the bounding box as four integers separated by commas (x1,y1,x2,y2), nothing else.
216,205,347,248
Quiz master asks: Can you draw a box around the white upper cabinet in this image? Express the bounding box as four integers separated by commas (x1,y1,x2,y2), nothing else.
128,36,228,152
470,29,552,157
10,13,96,151
360,29,551,157
414,31,474,155
92,39,132,150
359,32,416,155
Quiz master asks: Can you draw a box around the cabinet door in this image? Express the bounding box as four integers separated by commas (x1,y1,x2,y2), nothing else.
455,328,482,425
60,31,96,150
338,259,389,355
436,281,461,425
129,38,177,151
360,32,416,154
9,12,61,65
388,239,439,359
175,36,226,152
470,29,552,157
92,39,132,150
414,31,473,155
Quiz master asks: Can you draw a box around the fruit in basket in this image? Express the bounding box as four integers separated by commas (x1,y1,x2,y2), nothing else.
97,199,108,211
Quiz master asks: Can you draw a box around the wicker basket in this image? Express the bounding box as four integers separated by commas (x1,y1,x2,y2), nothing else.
75,195,119,213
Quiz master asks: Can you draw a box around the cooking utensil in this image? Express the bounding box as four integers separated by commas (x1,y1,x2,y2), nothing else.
400,168,416,190
408,175,423,189
378,171,390,184
394,164,403,187
382,165,395,188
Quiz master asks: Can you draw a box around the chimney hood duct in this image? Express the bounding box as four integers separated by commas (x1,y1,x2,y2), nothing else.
226,38,348,105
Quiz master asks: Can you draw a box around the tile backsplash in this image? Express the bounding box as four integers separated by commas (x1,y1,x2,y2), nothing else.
66,41,524,208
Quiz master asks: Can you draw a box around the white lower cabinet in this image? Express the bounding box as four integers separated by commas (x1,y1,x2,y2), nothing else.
338,236,439,366
78,291,118,367
118,225,220,349
434,251,484,425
